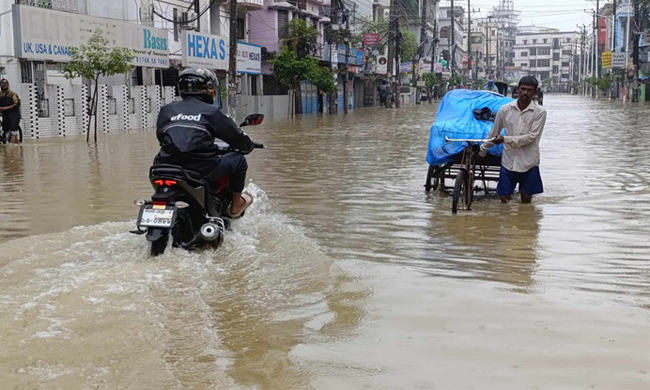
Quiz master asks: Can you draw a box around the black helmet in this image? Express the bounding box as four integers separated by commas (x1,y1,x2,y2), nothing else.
178,67,218,103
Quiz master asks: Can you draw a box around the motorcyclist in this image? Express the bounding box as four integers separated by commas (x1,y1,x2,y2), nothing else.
154,68,254,218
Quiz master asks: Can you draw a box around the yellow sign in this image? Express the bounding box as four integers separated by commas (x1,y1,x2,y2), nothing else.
602,52,612,68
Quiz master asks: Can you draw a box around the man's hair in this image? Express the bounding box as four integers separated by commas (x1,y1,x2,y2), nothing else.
518,76,539,89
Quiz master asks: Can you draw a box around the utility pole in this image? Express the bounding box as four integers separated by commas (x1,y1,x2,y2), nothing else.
467,0,471,83
450,0,456,76
612,0,617,99
228,0,238,119
395,30,402,108
596,0,600,79
416,0,427,104
386,0,400,108
486,21,490,78
343,9,350,114
329,0,340,114
430,0,439,73
632,0,640,102
581,25,586,95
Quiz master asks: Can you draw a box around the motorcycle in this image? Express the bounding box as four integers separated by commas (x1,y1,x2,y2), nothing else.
131,113,265,256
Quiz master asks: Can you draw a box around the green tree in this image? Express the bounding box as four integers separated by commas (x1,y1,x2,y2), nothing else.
422,72,441,90
309,66,337,94
282,19,320,113
63,29,134,142
400,31,418,65
284,18,318,58
272,46,336,116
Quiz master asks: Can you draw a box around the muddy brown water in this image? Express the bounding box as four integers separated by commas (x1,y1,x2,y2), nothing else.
1,95,650,389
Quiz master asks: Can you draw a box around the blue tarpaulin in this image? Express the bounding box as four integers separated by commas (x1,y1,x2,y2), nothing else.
426,90,514,166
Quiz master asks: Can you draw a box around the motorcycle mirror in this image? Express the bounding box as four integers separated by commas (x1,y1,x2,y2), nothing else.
241,114,264,127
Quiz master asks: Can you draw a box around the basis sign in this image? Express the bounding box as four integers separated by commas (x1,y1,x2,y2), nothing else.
181,31,261,75
12,4,169,68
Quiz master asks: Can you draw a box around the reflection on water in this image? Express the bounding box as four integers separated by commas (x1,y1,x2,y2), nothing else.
2,95,650,388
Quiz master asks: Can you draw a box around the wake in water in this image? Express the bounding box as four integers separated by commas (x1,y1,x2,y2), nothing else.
0,184,368,389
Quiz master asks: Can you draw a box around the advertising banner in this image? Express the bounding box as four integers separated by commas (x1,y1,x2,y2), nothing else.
12,4,169,68
602,51,612,68
181,31,261,75
363,33,381,47
376,54,388,75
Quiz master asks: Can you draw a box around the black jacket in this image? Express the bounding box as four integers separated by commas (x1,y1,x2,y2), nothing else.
154,97,253,175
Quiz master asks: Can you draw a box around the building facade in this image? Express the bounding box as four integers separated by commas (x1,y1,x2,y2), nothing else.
513,27,579,92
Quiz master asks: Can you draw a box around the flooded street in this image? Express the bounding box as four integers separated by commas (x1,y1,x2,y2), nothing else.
1,94,650,389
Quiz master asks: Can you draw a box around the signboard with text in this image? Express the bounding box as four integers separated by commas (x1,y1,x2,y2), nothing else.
602,51,612,68
363,33,381,47
611,52,626,69
12,4,169,68
181,31,261,74
324,44,365,66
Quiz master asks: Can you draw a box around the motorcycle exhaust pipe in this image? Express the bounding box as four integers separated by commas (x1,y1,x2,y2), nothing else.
200,221,224,243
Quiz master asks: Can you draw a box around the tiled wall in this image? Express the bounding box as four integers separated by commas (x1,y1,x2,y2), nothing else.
18,84,164,139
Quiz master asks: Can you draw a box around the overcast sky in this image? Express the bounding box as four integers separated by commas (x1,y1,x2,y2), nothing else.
444,0,601,32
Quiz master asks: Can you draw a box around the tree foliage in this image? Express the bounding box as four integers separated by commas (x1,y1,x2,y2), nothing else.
400,30,418,62
422,72,441,89
271,46,337,113
284,18,318,58
63,29,134,142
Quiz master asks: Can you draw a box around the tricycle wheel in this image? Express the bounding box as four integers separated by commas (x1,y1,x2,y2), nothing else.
425,165,439,192
452,170,468,214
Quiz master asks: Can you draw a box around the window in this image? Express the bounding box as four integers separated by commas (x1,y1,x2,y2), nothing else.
20,61,33,83
521,51,528,57
278,11,289,39
562,62,570,67
521,63,528,67
561,73,570,79
530,60,536,67
523,39,527,44
553,38,560,49
566,38,571,43
538,59,550,67
529,48,536,55
553,53,560,61
562,49,572,55
543,39,547,43
553,65,559,73
538,48,550,55
492,30,495,36
237,18,245,40
532,39,537,43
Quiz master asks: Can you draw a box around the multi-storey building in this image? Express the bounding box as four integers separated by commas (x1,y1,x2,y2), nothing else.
438,5,465,75
513,27,579,91
487,0,520,79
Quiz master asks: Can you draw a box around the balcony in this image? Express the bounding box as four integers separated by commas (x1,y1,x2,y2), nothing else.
224,0,264,9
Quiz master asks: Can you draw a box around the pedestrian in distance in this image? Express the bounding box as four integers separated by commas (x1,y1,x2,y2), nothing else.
477,76,547,204
0,79,21,144
484,80,499,93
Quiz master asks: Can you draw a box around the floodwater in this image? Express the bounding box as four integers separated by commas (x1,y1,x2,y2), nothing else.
1,95,650,389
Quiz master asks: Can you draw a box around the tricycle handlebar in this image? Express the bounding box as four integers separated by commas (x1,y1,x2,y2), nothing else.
445,136,495,143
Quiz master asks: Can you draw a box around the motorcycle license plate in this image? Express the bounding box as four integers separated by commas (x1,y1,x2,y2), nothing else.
138,205,176,228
